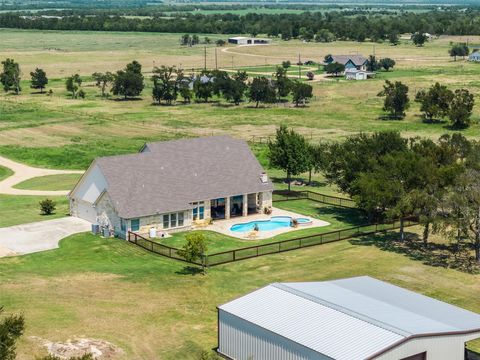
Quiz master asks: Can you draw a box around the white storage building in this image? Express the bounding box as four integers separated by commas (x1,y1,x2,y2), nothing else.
217,276,480,360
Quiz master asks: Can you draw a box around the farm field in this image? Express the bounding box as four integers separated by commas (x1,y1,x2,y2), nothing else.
0,228,480,359
1,30,480,170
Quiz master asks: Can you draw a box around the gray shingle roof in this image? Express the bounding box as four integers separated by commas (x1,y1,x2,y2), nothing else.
329,55,367,66
96,136,273,219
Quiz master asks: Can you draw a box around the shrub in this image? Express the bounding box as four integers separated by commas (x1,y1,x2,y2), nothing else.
306,71,315,80
39,199,56,215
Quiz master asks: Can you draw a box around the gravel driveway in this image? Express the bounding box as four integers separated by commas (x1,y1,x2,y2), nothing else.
0,217,91,256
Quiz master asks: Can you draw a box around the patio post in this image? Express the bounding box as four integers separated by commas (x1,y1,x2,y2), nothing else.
242,194,248,216
225,197,231,219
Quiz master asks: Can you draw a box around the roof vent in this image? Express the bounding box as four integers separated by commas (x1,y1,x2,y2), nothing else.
260,172,268,183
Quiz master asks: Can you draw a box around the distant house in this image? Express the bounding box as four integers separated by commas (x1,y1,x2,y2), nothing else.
469,51,480,62
324,54,368,71
228,37,271,45
345,68,375,80
217,276,480,360
69,136,273,238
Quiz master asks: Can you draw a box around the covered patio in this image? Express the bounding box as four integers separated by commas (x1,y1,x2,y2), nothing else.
210,192,264,220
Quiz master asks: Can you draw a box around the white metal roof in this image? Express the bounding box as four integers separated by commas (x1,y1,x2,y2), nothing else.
219,276,480,360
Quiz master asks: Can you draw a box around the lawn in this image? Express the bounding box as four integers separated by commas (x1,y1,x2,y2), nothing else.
1,31,480,170
13,173,82,191
1,229,480,359
0,164,13,181
0,194,69,227
157,201,367,253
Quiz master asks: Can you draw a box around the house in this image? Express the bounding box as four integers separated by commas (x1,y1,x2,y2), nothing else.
69,136,274,238
217,276,480,360
345,68,375,80
324,54,368,71
469,51,480,62
228,37,271,45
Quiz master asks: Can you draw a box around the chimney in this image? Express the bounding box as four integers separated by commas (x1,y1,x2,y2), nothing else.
260,172,268,183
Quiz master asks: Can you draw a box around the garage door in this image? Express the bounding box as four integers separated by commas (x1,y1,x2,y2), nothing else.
76,200,97,223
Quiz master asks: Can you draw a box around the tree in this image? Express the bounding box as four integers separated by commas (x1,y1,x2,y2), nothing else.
151,66,178,105
215,39,226,47
0,58,21,94
180,34,191,46
30,68,48,93
177,233,208,271
177,70,193,103
92,71,113,97
204,37,211,44
315,29,335,43
414,82,453,122
388,32,399,45
39,199,56,215
268,125,310,191
65,74,82,99
449,89,474,128
247,77,276,108
111,61,144,99
291,81,313,107
324,62,345,77
272,66,291,101
193,71,213,102
412,32,428,47
366,55,379,72
449,43,469,61
282,60,291,69
216,70,248,105
305,71,315,80
377,80,409,119
0,307,25,360
379,58,396,71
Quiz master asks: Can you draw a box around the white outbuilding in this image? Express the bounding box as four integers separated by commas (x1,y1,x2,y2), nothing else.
227,37,271,45
217,276,480,360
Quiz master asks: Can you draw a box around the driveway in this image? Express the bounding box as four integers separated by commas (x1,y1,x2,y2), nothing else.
0,155,84,196
0,217,91,257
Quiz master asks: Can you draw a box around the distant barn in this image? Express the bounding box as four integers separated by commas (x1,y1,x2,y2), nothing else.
228,37,271,45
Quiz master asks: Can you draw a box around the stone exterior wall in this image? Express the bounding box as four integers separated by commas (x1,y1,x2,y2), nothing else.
95,192,122,235
260,191,273,211
135,210,192,235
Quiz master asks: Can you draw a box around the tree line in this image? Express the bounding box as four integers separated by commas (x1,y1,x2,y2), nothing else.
2,9,480,39
377,80,475,128
268,126,480,264
0,59,314,107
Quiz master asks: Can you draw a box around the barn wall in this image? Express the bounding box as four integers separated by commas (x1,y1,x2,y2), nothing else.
376,332,480,360
218,310,332,360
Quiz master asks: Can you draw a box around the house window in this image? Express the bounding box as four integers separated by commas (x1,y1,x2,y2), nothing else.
163,214,169,229
131,219,140,231
199,206,204,220
120,219,126,231
178,212,184,227
170,213,177,228
192,202,205,220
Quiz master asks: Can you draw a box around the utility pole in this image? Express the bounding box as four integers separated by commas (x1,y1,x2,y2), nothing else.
204,46,207,70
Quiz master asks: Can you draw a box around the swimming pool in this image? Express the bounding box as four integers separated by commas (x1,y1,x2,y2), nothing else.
230,216,311,232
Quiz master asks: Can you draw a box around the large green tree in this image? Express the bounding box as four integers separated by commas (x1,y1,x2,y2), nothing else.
0,58,21,94
268,125,310,191
291,81,313,107
378,80,409,119
324,62,345,77
111,60,144,99
151,65,178,105
273,66,291,101
65,74,82,99
448,88,474,128
193,71,213,103
247,77,276,108
92,71,114,97
415,82,453,122
30,67,48,93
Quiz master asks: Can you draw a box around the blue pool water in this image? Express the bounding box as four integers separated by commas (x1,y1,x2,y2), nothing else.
230,216,311,232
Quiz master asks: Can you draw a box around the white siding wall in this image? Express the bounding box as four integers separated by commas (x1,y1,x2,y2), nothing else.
72,164,107,203
376,332,480,360
218,310,331,360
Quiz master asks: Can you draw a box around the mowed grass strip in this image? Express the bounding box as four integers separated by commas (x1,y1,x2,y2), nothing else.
1,230,480,359
0,165,13,181
0,195,69,227
13,174,82,191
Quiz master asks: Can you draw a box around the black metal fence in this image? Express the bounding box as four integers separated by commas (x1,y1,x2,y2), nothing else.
128,217,417,267
273,190,357,209
467,349,480,360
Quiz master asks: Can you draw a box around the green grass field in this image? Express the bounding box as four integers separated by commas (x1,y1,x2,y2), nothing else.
0,194,69,227
1,229,480,359
0,164,13,181
13,173,82,191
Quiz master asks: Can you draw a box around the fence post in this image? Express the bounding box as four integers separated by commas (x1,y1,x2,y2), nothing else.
169,247,172,257
233,250,236,261
278,242,281,252
256,247,259,257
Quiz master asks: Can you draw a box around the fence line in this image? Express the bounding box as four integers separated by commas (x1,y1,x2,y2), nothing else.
127,216,418,267
273,190,357,209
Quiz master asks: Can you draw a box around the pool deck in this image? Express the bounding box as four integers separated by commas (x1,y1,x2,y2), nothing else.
197,207,330,240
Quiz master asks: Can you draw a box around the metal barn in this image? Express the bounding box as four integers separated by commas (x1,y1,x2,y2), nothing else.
217,276,480,360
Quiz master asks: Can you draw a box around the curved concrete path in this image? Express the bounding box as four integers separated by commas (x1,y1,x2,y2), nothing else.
0,217,91,256
0,155,84,196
